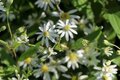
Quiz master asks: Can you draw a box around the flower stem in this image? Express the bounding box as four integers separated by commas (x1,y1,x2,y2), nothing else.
6,9,17,58
6,10,13,39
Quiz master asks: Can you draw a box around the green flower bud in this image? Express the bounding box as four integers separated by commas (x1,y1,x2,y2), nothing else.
104,40,111,46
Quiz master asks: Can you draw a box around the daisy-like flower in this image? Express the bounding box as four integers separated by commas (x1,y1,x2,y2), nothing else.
0,11,15,22
104,47,113,57
57,20,78,41
34,63,59,80
77,42,100,66
62,72,88,80
94,60,118,80
64,50,83,70
35,0,56,10
18,55,38,68
36,21,58,47
51,9,80,21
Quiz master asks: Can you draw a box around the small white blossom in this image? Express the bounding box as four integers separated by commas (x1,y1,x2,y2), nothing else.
34,63,59,80
94,60,118,80
43,47,57,57
51,9,80,24
36,21,58,47
35,0,56,10
18,55,38,68
104,47,113,57
0,11,15,22
17,33,29,43
77,43,100,66
64,51,82,70
62,72,88,80
57,20,78,41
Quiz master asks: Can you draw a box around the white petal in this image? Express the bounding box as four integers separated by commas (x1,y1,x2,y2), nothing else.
68,31,73,38
60,31,65,38
68,9,77,14
65,32,69,41
45,38,49,47
70,29,77,34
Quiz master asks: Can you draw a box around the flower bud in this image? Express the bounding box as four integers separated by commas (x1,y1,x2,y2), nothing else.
104,40,111,46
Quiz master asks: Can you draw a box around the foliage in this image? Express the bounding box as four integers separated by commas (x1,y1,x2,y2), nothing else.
0,0,120,80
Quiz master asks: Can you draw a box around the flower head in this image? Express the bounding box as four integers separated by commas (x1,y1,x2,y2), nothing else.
64,51,82,70
34,63,59,80
36,21,58,47
57,20,78,41
104,47,113,57
35,0,56,10
94,60,118,80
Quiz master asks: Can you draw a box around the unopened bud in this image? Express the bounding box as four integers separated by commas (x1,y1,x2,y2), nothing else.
104,40,111,46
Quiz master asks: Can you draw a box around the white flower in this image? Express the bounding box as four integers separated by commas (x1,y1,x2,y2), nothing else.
36,21,58,47
62,72,88,80
52,9,80,21
17,33,29,43
0,11,15,22
94,60,118,80
43,47,57,57
34,63,59,80
104,47,113,57
77,43,100,66
35,0,56,10
57,20,78,41
64,51,82,70
18,56,38,68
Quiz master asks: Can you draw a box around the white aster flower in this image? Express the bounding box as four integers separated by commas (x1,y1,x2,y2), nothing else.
52,9,80,21
104,47,113,57
35,0,56,10
36,21,58,47
57,20,78,41
18,56,38,68
94,60,118,80
62,72,88,80
64,51,82,70
0,11,15,22
34,63,59,80
77,43,100,66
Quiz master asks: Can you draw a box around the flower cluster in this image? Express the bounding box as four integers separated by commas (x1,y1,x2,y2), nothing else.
0,0,119,80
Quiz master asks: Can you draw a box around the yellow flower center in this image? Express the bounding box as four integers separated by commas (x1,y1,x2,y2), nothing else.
41,64,49,73
64,25,70,31
68,52,78,61
24,57,32,64
60,12,70,20
43,31,49,37
102,75,110,80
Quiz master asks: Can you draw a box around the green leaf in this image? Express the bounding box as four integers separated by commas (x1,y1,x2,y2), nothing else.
71,38,84,50
104,12,120,39
0,48,15,66
112,56,120,67
18,42,40,61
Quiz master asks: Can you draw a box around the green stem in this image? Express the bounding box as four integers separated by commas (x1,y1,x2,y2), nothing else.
6,10,13,39
6,9,17,58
